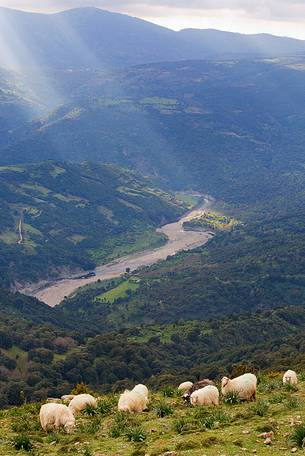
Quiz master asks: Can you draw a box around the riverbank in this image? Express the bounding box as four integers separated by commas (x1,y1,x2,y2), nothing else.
21,197,214,307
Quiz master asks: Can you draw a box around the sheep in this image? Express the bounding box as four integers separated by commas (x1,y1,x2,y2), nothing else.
132,384,149,400
283,370,298,385
190,385,219,407
221,373,257,401
61,394,75,404
68,393,97,415
183,379,215,402
39,403,75,433
178,381,193,393
118,389,148,413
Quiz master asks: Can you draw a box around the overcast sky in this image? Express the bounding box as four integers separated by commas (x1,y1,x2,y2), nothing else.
1,0,305,39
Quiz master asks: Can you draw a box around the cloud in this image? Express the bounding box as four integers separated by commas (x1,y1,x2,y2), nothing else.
1,0,305,21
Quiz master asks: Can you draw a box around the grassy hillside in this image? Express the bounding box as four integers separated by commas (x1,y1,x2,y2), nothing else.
1,375,305,455
0,161,185,287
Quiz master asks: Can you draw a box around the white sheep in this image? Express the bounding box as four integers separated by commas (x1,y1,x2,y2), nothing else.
39,403,75,433
178,381,193,393
118,389,148,413
283,370,298,385
61,394,75,404
68,394,97,415
132,384,149,399
221,373,257,401
190,385,219,406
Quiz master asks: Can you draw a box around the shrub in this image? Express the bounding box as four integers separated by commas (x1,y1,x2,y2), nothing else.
291,424,305,448
126,426,147,442
155,400,173,418
84,404,97,416
71,383,92,395
12,434,33,451
223,391,241,405
251,400,269,417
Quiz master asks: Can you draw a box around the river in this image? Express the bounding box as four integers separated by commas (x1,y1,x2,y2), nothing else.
22,198,213,307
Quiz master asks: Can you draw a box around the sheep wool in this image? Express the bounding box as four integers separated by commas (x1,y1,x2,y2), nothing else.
68,394,97,415
39,403,75,433
283,370,298,385
178,381,194,393
132,384,149,399
118,389,148,413
221,373,257,401
190,385,219,406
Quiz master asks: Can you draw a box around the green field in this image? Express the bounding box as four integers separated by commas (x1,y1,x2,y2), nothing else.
1,375,305,455
95,279,140,304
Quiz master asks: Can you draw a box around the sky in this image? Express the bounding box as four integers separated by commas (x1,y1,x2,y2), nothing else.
1,0,305,40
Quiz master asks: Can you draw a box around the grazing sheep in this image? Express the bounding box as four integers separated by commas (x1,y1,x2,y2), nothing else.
283,370,298,385
61,394,75,404
178,381,193,393
132,384,149,399
68,394,97,415
183,379,215,402
221,373,257,401
118,389,148,413
190,385,219,407
39,403,75,433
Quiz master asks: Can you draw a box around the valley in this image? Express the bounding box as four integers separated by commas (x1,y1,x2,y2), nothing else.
23,197,214,307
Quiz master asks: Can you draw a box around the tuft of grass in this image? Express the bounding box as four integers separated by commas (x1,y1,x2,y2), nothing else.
286,397,300,409
84,404,97,416
83,448,93,456
223,391,241,405
161,386,178,397
12,434,33,451
173,417,188,434
155,400,174,417
251,400,269,417
126,426,147,442
97,396,116,415
291,424,305,448
283,382,298,393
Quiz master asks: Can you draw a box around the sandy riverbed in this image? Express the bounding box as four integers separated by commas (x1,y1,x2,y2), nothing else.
21,198,213,307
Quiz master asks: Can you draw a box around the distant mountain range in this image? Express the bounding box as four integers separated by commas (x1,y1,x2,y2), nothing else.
1,6,305,71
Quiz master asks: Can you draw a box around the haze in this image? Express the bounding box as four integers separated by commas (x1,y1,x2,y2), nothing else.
1,0,305,39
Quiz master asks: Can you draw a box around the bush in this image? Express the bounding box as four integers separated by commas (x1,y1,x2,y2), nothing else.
126,426,147,442
155,400,173,418
12,434,33,451
251,400,269,417
223,391,241,405
291,424,305,448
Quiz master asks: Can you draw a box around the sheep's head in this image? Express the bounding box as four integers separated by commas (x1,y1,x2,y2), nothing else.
221,377,230,388
64,419,75,433
182,392,191,403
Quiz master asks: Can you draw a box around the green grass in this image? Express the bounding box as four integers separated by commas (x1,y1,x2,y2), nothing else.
1,378,305,455
95,279,140,304
175,192,200,209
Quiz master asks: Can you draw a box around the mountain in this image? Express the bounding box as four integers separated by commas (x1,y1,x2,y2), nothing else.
1,7,305,72
3,58,305,203
0,161,185,288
